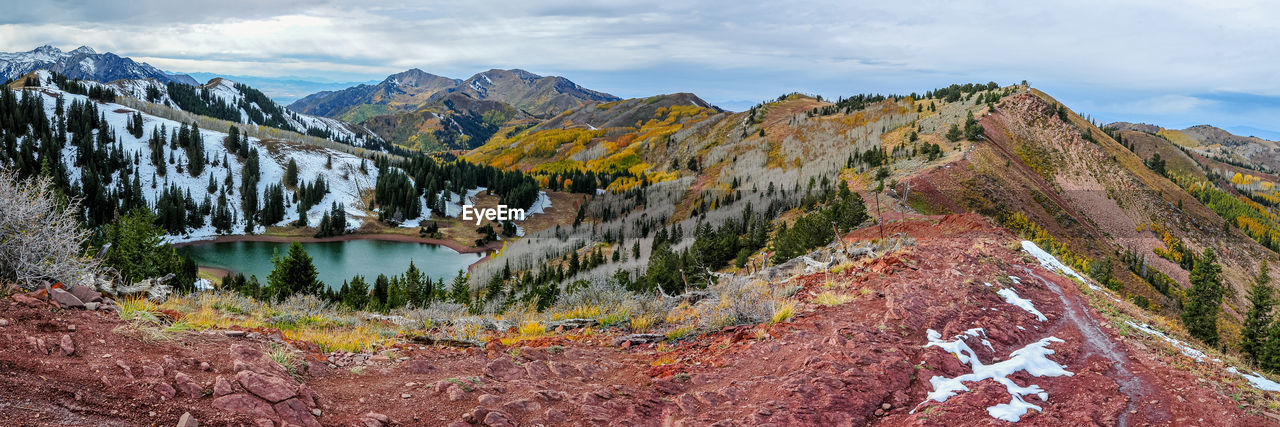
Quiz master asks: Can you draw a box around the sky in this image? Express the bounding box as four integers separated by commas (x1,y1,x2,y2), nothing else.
2,0,1279,137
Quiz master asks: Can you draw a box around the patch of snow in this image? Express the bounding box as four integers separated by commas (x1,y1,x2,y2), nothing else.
1008,275,1021,284
984,282,994,287
1227,367,1280,392
997,288,1047,321
1125,321,1207,362
914,329,1073,422
1020,241,1089,285
525,191,552,215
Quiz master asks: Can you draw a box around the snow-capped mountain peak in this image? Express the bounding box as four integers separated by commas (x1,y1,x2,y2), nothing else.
0,44,196,85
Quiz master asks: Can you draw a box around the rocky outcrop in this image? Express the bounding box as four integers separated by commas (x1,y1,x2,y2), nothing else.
210,344,322,426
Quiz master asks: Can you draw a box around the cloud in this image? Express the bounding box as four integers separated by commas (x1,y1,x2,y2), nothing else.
1,0,1278,128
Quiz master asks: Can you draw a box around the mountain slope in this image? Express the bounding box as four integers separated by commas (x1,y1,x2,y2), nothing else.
452,69,619,117
6,74,381,241
881,90,1277,340
15,71,387,150
287,68,461,122
360,92,526,151
0,45,196,85
1108,122,1280,174
289,69,620,151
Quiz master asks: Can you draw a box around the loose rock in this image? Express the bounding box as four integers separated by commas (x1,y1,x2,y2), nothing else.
49,288,85,309
214,376,234,396
174,372,203,398
60,334,75,356
69,285,103,303
176,412,198,427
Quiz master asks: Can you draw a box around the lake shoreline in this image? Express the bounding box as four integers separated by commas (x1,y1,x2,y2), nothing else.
177,233,498,284
172,232,497,255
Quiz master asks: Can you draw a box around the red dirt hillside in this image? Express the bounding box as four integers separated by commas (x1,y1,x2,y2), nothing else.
2,214,1276,426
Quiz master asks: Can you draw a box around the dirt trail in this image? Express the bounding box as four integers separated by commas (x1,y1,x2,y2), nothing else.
1022,266,1164,426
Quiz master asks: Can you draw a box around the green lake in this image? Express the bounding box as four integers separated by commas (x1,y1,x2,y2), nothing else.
177,239,485,288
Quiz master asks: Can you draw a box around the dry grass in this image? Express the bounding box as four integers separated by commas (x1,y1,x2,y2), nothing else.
814,291,856,307
770,301,796,324
118,297,163,323
282,326,389,353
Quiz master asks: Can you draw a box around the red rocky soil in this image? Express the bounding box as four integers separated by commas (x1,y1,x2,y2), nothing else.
0,214,1271,426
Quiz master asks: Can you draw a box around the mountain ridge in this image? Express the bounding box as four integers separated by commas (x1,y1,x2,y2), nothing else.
0,44,197,86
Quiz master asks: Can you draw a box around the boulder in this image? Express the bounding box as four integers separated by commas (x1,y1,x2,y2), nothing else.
214,376,235,396
154,382,177,400
84,302,100,311
360,412,390,427
11,293,46,308
447,384,468,401
273,398,321,427
545,408,568,423
212,393,276,419
483,410,514,427
305,361,331,377
503,398,541,414
174,372,203,398
142,363,165,378
69,285,103,303
236,370,297,403
484,357,525,381
50,289,85,309
548,361,581,378
523,360,551,380
297,384,319,408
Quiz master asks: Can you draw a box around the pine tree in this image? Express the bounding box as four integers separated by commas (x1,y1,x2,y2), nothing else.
98,207,192,292
344,275,370,310
265,242,320,300
1242,260,1273,365
1182,248,1224,346
371,274,390,312
285,159,299,188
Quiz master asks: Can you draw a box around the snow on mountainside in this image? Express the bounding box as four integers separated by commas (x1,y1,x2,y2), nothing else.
16,81,380,241
199,77,379,147
0,45,197,86
48,72,387,150
6,78,541,240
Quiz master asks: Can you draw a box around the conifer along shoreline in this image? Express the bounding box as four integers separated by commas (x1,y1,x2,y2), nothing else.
171,231,499,255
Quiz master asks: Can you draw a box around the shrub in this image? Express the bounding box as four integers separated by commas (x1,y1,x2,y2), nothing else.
0,171,100,289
